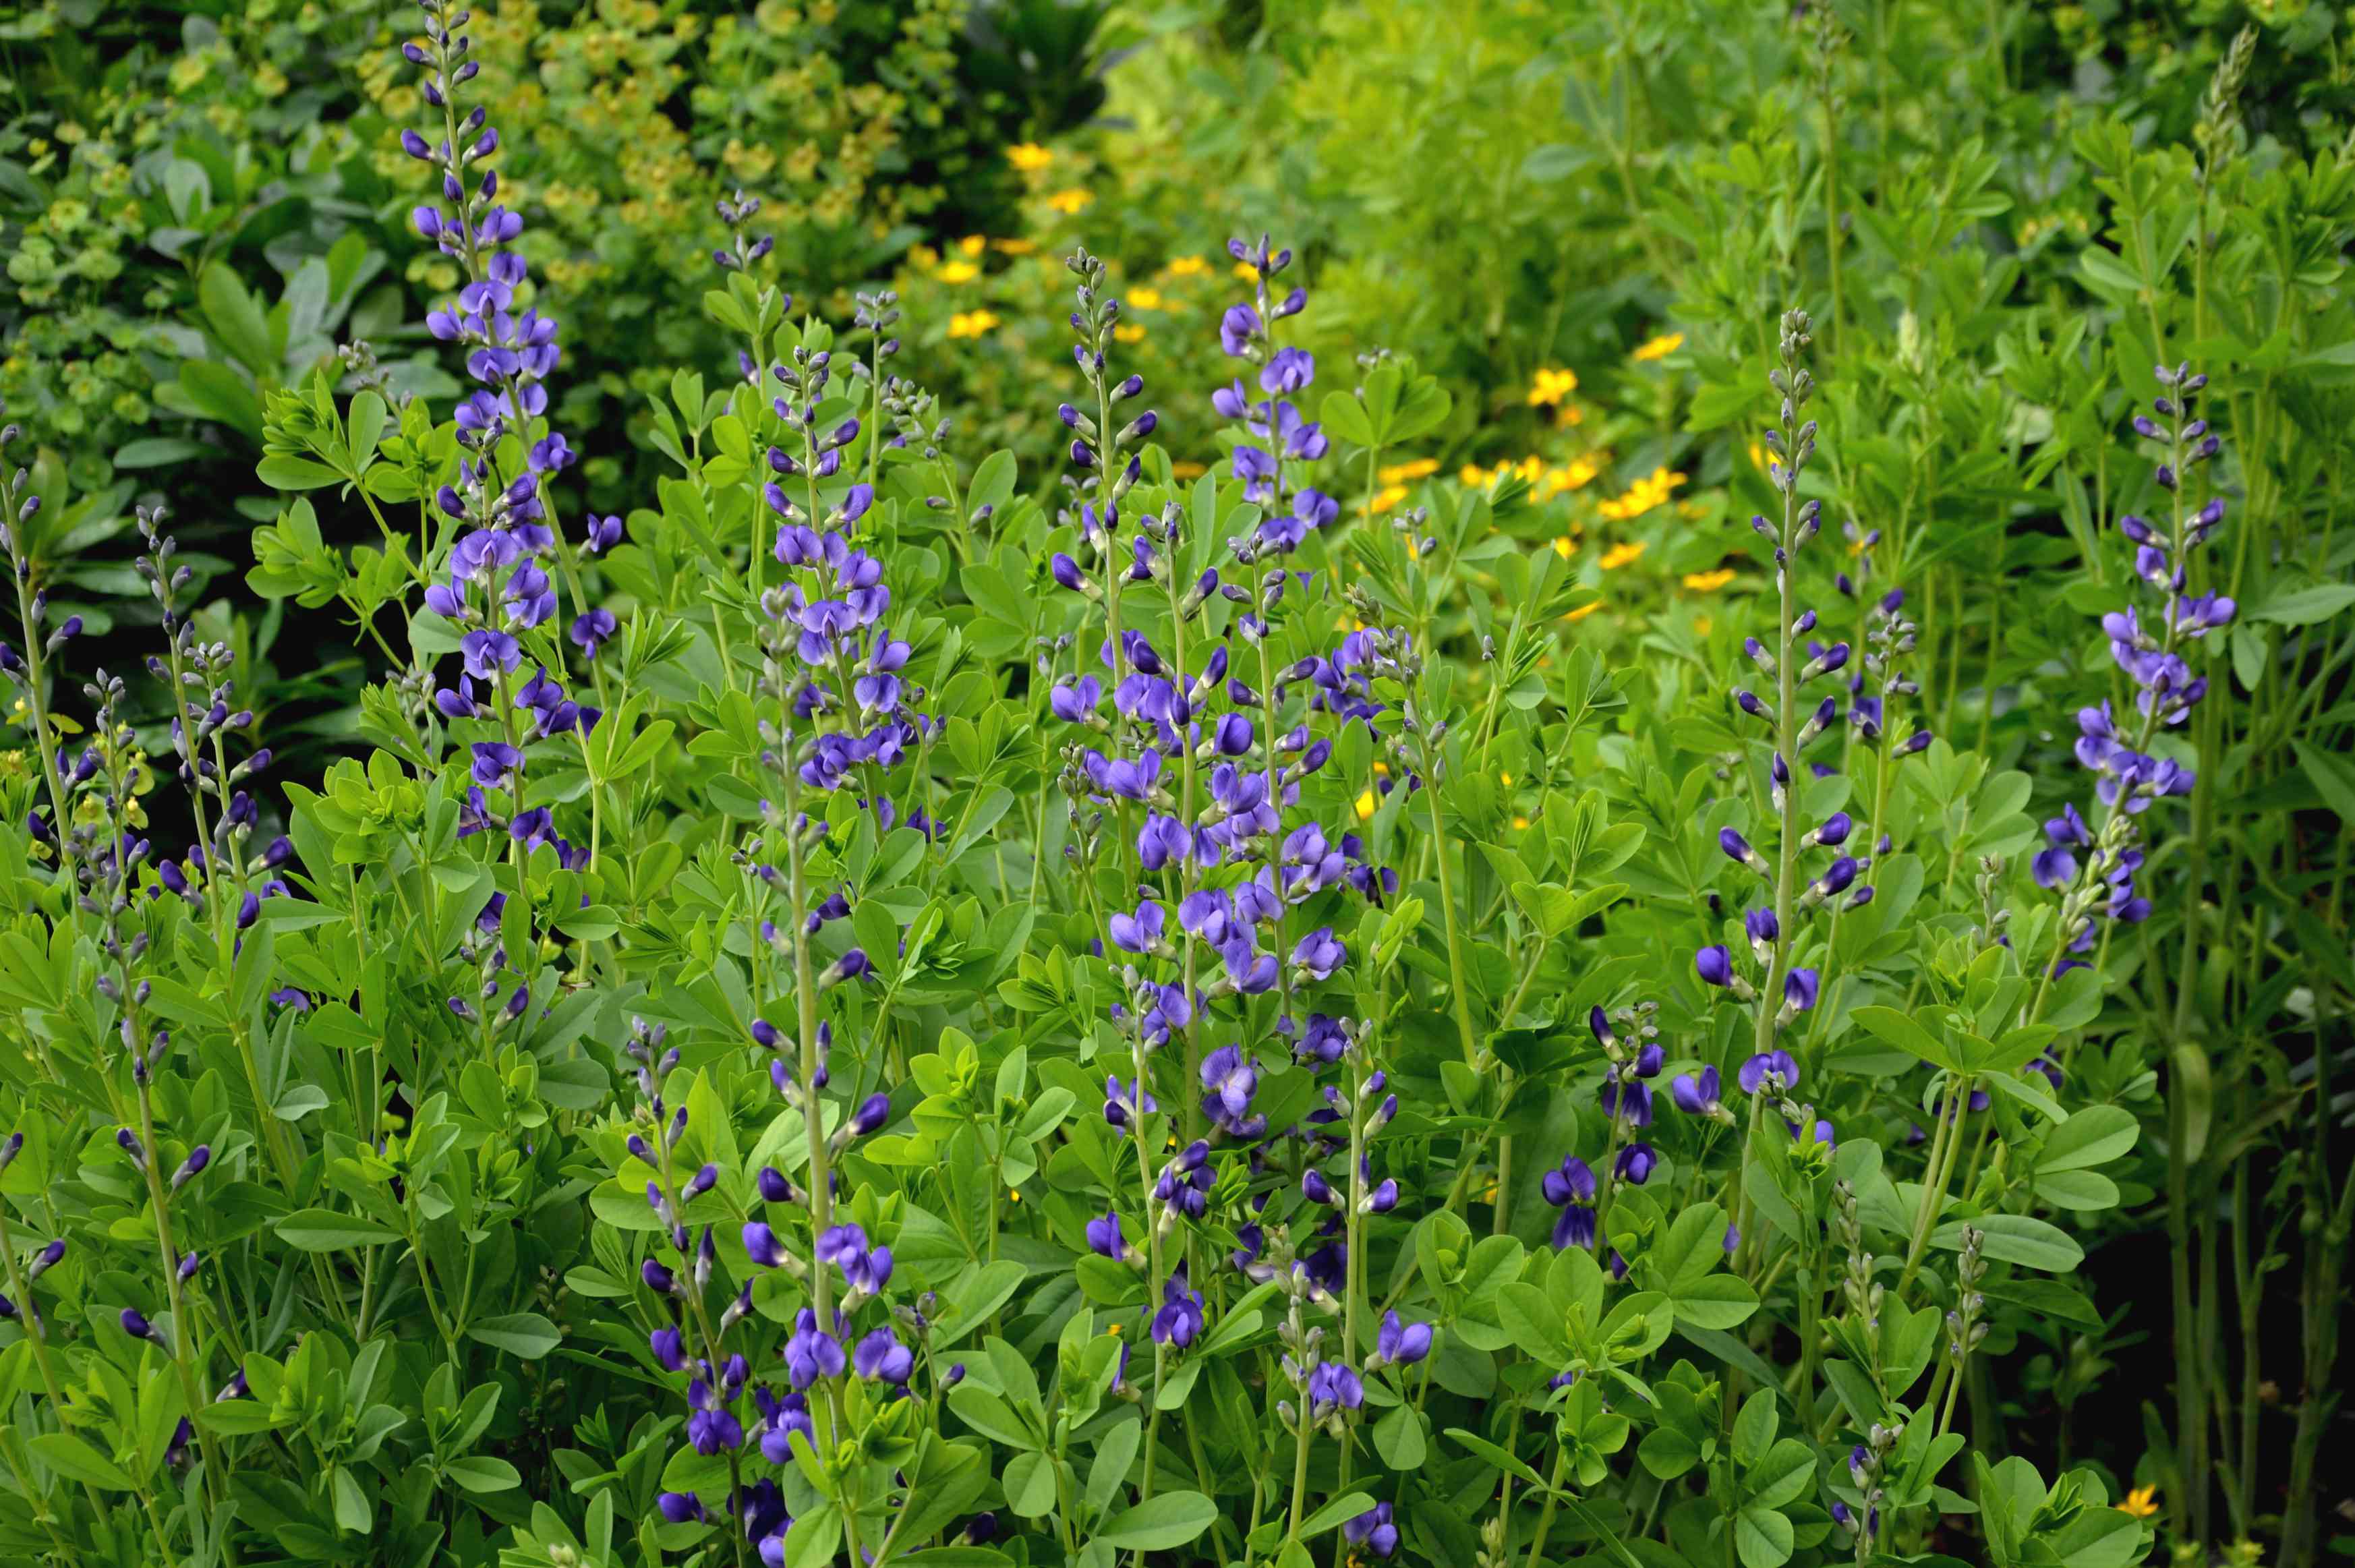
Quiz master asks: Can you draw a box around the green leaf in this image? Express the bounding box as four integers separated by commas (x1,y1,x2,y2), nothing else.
1735,1503,1795,1568
1320,390,1376,448
947,1385,1038,1449
1093,1490,1217,1550
1670,1272,1760,1331
1001,1450,1058,1517
1443,1428,1547,1489
1746,1439,1816,1510
443,1455,522,1494
1732,1389,1777,1465
257,455,343,490
1929,1213,2083,1273
1296,1490,1377,1540
1372,1403,1427,1470
1851,1006,1950,1070
467,1312,561,1359
1494,1281,1567,1363
198,264,276,375
2292,740,2355,825
30,1434,138,1491
2251,583,2355,626
2036,1105,2139,1172
276,1209,401,1251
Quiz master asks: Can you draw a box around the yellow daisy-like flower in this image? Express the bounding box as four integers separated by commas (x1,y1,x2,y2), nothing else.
935,260,979,284
1551,535,1577,559
1128,286,1165,310
1683,568,1737,592
1565,600,1603,622
993,237,1037,256
1600,541,1648,571
1355,789,1378,821
1527,367,1579,406
1171,459,1207,480
1632,331,1685,362
1045,187,1093,214
957,235,987,258
1362,484,1407,515
1460,463,1493,488
1165,254,1209,278
1233,260,1258,281
947,310,1001,339
1113,323,1146,343
1006,143,1054,172
1378,457,1438,484
2119,1486,2159,1520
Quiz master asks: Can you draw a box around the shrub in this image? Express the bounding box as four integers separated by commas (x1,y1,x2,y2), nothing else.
0,3,2349,1568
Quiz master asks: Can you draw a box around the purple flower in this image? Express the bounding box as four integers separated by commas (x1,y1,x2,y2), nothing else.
1199,1045,1262,1136
1152,1271,1206,1348
2033,803,2090,890
1104,1075,1157,1128
1108,901,1165,954
1782,968,1820,1013
1344,1503,1399,1559
1544,1155,1597,1248
1695,945,1734,987
1086,1211,1130,1260
1614,1144,1656,1184
743,1222,788,1269
1261,347,1316,395
1738,1049,1799,1094
1670,1066,1722,1116
783,1309,846,1388
1307,1360,1364,1414
1219,304,1262,357
1290,927,1345,981
1373,1310,1432,1367
853,1327,914,1384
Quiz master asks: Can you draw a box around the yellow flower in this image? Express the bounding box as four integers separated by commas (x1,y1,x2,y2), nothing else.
1165,254,1209,277
1378,457,1438,484
1171,459,1207,480
1128,286,1165,310
1551,535,1577,559
935,260,979,284
1362,484,1407,515
1534,455,1600,502
1233,261,1259,282
1564,601,1602,622
2120,1486,2159,1520
1459,463,1492,488
1006,143,1054,172
993,237,1037,256
1632,331,1685,362
1113,323,1146,343
1527,367,1579,406
947,310,1001,339
1597,466,1687,522
1355,789,1378,821
1683,568,1737,592
1045,187,1093,214
1600,541,1648,571
957,235,987,258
